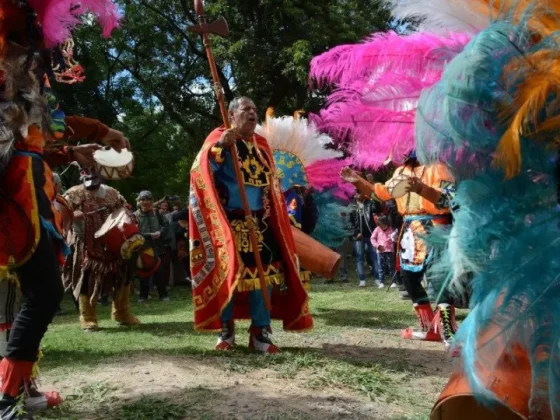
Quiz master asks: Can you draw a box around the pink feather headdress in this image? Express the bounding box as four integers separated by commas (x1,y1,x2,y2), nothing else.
310,31,470,168
28,0,121,47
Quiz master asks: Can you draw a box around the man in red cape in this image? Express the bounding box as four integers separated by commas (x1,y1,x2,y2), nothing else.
189,97,313,353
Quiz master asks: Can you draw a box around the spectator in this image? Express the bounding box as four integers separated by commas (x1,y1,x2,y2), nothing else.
349,193,379,287
172,209,191,284
370,215,396,288
159,201,170,215
385,199,407,298
134,190,170,302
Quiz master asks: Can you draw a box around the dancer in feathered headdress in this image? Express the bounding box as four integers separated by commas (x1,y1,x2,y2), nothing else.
311,28,470,347
403,3,560,418
0,1,125,418
257,110,351,251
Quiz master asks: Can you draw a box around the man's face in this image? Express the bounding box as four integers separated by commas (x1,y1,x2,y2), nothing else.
230,99,258,136
366,173,374,182
83,172,101,190
140,199,153,212
160,202,169,212
173,205,179,212
355,193,363,202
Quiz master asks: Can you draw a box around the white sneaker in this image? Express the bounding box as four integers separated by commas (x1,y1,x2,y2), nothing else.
390,283,398,288
376,281,385,289
359,280,366,287
249,328,279,353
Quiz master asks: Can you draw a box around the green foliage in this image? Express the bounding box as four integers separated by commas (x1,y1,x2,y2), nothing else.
54,0,393,202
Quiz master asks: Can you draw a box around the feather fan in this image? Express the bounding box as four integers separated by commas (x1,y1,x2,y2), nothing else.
257,112,351,248
386,0,560,37
494,46,560,178
414,21,533,177
385,0,490,35
415,14,560,416
310,31,469,168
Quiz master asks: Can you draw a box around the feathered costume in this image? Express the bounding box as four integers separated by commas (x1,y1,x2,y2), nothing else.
189,128,312,352
0,1,119,417
62,181,140,331
383,0,560,418
310,27,466,346
256,111,351,249
309,30,470,168
387,0,560,37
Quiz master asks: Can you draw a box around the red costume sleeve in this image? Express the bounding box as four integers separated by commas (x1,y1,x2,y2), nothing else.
43,149,70,167
63,116,110,144
43,116,110,167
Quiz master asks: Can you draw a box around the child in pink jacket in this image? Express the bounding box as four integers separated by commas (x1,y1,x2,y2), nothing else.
370,215,396,288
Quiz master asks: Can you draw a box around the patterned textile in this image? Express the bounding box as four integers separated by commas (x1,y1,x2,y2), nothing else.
227,211,285,293
0,127,65,280
62,184,127,302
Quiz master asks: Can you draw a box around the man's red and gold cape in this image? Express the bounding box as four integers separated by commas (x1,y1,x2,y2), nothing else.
189,127,313,332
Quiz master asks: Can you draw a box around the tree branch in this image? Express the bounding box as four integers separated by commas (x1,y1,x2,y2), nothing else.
106,52,220,131
135,0,234,102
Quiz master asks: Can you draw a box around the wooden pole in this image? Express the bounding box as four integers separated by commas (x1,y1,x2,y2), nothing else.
191,1,271,310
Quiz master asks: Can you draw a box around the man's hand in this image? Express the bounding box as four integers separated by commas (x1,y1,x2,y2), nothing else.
102,128,131,152
151,231,161,239
378,245,384,252
71,144,102,167
356,233,363,240
217,129,237,148
405,177,424,194
340,167,358,183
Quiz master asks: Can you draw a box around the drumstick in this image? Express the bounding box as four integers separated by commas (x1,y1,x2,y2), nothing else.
85,207,107,215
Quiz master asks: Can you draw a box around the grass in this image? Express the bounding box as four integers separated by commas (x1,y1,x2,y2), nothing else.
36,276,452,419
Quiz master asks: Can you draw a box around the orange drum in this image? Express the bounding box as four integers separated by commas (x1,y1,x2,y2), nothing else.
290,226,341,279
431,324,531,420
94,208,160,278
134,246,161,279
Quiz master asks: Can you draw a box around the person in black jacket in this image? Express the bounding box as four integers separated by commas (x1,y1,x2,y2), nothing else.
172,209,191,283
349,193,381,287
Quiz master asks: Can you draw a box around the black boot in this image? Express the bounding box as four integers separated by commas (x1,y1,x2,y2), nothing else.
437,304,457,348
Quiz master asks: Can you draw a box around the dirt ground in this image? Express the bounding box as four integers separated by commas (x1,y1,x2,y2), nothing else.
40,327,451,420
